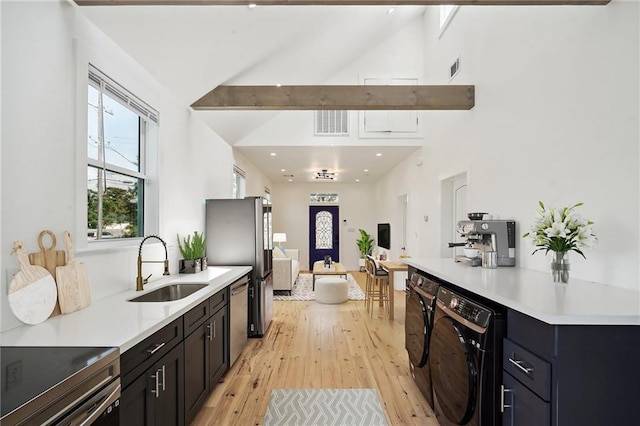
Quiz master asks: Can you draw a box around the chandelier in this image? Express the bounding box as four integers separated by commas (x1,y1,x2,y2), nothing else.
314,169,335,180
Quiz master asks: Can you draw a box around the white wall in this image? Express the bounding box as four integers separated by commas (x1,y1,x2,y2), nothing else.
377,4,640,291
0,1,240,331
271,182,376,271
239,15,426,272
233,149,273,197
236,16,425,149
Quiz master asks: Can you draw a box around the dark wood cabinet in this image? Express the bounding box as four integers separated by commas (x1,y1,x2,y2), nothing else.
209,305,228,387
155,343,185,426
121,287,231,425
184,294,229,425
121,318,183,390
502,372,550,426
120,365,152,426
120,342,185,426
504,309,640,426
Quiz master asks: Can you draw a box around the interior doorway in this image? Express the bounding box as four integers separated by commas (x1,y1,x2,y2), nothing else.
308,206,340,269
440,173,467,258
398,194,408,256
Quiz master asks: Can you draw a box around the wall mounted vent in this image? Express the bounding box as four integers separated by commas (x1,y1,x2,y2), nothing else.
315,110,348,136
450,56,461,81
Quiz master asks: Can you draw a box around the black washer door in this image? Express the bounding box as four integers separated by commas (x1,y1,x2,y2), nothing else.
405,287,429,367
430,316,478,425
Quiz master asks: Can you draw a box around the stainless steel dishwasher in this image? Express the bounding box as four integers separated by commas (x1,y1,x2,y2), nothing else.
229,275,249,366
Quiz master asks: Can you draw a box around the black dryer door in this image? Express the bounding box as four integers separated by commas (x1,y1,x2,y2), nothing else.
405,287,429,368
430,316,478,425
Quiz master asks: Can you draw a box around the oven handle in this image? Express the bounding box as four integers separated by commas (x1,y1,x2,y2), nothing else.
78,381,120,426
48,378,120,426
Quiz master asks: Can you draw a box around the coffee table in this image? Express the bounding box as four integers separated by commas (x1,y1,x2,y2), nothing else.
312,261,347,290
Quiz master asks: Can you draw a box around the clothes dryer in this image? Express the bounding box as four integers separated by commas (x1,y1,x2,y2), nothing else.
405,271,439,407
429,287,505,426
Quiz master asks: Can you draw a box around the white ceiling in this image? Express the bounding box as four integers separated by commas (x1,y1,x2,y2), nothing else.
77,5,427,183
235,144,421,183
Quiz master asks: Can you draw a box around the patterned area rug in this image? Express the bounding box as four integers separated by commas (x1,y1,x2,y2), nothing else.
263,388,388,426
273,273,365,301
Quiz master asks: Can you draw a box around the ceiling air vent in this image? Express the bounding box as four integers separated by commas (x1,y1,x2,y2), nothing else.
315,110,349,136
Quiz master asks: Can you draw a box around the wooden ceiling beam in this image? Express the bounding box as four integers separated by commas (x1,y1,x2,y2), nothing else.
190,85,475,110
75,0,610,6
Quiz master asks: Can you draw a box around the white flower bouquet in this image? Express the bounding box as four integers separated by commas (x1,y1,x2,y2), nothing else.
523,201,597,258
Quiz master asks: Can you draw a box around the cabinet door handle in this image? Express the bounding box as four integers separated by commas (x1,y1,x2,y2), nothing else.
508,357,533,375
160,365,166,392
213,320,216,339
147,342,166,355
206,323,213,341
501,385,513,412
151,370,160,398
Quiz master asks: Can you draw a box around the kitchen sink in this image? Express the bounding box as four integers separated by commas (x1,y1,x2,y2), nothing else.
128,283,209,302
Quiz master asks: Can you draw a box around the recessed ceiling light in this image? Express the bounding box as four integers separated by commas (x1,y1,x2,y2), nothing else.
364,169,369,172
356,179,360,182
281,168,286,172
387,8,395,14
270,152,277,156
248,3,257,8
376,153,382,157
288,178,293,182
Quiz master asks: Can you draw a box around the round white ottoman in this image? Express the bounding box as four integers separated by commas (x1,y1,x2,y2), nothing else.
315,277,349,304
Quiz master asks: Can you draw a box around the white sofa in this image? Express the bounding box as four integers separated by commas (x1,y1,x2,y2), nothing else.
273,248,300,293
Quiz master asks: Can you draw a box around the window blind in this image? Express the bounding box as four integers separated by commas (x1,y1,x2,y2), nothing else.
89,65,159,124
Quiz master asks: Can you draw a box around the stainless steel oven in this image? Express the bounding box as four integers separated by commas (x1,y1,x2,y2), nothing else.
1,346,120,426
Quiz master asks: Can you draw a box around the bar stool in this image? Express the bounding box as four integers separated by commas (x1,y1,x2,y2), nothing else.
365,255,389,317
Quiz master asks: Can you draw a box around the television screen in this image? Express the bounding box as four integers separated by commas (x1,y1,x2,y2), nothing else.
377,223,390,250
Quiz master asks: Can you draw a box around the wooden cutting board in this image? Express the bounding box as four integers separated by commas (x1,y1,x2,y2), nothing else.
9,241,58,325
56,231,91,314
28,230,65,317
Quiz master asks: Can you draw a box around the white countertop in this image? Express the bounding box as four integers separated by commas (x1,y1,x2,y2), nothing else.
0,266,252,351
405,258,640,326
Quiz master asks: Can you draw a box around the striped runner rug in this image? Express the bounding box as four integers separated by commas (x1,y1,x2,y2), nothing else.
263,388,388,426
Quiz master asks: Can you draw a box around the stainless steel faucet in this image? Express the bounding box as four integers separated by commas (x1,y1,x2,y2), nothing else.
136,235,170,291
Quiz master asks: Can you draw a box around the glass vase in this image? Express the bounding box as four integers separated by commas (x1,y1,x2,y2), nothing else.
550,251,570,283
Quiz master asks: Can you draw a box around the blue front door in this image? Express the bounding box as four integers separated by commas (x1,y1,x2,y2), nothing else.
309,206,339,269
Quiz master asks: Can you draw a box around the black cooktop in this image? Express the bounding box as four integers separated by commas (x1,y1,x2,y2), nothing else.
0,346,118,419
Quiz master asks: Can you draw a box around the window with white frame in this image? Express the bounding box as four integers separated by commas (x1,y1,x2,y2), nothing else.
440,5,459,34
87,65,158,241
309,193,339,204
232,166,246,199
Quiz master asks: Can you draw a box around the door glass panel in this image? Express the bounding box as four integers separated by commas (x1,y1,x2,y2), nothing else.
430,317,477,424
315,211,333,249
406,290,428,367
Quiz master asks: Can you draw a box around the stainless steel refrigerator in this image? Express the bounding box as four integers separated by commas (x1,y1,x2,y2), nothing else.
205,197,273,337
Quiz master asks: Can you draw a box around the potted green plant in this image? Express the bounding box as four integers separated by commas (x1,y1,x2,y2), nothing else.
177,231,207,273
356,229,374,271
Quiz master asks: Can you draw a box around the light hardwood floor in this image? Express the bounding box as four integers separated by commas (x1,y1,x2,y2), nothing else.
192,271,438,425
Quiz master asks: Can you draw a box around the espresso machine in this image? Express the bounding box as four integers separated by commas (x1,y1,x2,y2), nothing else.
449,220,516,267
